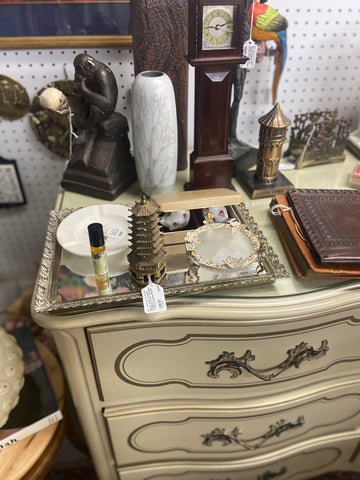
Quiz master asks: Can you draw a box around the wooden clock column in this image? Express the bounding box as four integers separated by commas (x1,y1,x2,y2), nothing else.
191,60,241,189
187,0,248,190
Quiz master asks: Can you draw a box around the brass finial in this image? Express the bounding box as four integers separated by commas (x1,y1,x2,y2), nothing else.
258,102,291,130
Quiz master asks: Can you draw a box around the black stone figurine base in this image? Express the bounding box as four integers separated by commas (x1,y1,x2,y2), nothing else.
238,170,294,199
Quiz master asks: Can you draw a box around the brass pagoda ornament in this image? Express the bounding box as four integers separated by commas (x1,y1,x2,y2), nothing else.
239,103,294,199
127,196,167,287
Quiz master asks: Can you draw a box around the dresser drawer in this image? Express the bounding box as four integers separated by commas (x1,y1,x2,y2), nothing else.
88,317,360,404
105,387,360,468
116,436,357,480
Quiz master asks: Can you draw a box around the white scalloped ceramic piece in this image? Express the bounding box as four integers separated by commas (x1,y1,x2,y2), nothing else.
0,328,25,428
56,204,131,277
56,204,131,257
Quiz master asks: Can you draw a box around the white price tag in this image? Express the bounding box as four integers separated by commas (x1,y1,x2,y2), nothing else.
104,228,125,239
240,39,258,69
141,281,167,314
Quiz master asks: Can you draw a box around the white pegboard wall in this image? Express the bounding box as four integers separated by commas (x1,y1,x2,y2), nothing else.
237,0,360,144
0,48,135,293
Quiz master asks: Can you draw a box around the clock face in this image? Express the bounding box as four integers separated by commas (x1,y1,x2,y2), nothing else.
202,5,235,50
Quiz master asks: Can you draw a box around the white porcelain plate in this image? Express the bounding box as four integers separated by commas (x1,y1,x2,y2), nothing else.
56,204,131,258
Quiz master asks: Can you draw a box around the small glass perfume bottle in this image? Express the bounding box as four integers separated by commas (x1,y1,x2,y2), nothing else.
87,223,112,296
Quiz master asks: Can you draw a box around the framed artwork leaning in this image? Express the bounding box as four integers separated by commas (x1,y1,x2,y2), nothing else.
0,157,27,208
0,0,132,49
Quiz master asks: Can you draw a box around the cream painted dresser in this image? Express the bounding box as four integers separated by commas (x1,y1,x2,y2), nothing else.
32,152,360,480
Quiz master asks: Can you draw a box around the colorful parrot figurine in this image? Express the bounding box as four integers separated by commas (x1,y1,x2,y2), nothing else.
250,0,288,103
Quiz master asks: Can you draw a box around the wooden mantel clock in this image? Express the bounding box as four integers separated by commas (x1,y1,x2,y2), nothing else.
187,0,248,190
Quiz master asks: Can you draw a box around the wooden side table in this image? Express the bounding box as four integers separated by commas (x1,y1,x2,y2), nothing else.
0,341,66,480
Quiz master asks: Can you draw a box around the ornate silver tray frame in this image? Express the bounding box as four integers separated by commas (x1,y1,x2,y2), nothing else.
32,203,288,315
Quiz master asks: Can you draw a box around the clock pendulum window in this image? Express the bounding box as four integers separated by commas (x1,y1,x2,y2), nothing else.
186,0,248,190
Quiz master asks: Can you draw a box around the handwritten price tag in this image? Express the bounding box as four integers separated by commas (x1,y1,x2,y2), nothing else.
141,282,167,314
240,39,258,69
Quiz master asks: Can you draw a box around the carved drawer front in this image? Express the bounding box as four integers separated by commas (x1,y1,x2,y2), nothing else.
104,388,360,467
88,318,360,404
117,437,356,480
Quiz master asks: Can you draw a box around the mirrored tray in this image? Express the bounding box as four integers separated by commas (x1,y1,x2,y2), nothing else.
32,203,288,315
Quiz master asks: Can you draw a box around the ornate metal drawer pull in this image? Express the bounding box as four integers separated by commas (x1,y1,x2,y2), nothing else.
206,340,328,381
258,466,288,480
202,416,304,450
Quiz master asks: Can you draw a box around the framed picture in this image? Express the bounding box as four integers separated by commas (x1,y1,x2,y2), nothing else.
0,158,27,208
0,1,132,49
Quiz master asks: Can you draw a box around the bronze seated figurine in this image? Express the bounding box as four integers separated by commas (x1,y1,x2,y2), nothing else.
40,54,136,200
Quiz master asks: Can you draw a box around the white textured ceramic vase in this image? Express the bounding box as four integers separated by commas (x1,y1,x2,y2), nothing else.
131,71,178,196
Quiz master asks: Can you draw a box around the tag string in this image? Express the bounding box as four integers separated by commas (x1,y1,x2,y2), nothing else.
270,203,291,216
68,106,73,159
249,0,255,41
271,204,307,242
240,1,257,69
67,105,78,160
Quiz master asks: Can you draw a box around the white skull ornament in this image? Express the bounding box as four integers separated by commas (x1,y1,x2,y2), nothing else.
39,87,69,115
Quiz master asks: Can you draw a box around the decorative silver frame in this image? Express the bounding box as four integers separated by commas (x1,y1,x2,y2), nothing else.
0,158,27,208
32,203,288,315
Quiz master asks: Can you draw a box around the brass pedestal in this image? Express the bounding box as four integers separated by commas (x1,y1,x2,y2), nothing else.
238,169,294,199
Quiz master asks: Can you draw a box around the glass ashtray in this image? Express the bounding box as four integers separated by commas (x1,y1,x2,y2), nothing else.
184,221,260,272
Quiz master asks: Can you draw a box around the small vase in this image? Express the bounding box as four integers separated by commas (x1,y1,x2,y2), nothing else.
131,71,178,197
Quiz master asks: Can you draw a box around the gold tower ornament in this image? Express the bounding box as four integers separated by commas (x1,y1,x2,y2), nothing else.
239,103,294,199
127,196,167,287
